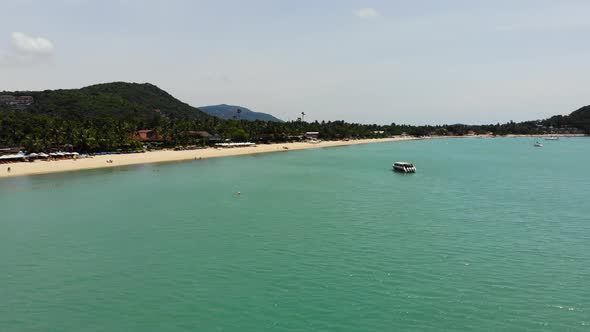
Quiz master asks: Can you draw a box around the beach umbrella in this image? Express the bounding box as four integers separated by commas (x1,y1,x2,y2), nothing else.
0,154,25,160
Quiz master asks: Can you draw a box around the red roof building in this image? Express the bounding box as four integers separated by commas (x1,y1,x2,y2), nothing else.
135,130,164,142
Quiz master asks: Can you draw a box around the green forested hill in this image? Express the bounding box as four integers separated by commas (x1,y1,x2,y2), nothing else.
542,105,590,134
568,105,590,133
2,82,210,121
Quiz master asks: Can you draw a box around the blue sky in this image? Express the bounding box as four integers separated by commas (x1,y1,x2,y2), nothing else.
1,0,589,124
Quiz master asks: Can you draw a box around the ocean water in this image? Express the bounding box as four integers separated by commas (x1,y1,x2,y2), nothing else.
1,137,589,331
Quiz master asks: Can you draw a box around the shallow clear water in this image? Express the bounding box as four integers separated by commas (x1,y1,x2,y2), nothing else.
1,137,589,331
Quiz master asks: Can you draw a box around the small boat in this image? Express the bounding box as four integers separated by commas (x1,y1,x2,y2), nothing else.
534,141,543,147
544,136,559,141
393,162,416,173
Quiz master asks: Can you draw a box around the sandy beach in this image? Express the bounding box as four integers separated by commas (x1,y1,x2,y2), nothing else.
0,137,419,178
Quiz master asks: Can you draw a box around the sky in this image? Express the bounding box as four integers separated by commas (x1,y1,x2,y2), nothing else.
1,0,589,124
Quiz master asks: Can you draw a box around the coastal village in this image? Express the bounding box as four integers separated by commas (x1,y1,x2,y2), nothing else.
0,128,327,165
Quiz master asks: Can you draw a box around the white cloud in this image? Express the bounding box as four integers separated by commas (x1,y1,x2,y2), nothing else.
357,7,379,19
0,32,54,67
11,32,54,54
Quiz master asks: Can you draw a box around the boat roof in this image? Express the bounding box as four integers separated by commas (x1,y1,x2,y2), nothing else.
393,162,413,165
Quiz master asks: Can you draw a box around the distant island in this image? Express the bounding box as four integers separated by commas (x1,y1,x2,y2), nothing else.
0,81,588,153
199,104,283,122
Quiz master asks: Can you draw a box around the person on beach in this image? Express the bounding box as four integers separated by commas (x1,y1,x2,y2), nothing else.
7,167,10,173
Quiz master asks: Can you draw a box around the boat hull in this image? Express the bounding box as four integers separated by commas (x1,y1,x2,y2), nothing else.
393,166,416,173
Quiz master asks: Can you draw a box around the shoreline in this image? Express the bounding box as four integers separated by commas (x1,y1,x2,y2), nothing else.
0,134,585,179
0,137,414,179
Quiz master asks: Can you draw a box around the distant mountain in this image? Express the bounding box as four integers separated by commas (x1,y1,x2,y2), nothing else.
198,104,283,122
1,82,211,121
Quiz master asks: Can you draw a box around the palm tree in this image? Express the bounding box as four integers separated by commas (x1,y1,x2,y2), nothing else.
49,120,65,150
236,108,242,120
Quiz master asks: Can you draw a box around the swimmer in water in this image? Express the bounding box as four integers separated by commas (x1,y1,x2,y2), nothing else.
236,191,241,196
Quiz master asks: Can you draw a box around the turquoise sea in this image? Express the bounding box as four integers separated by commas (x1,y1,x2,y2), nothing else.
1,137,589,331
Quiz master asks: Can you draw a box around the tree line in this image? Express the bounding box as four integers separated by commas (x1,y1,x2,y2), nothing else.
2,82,587,152
2,108,583,153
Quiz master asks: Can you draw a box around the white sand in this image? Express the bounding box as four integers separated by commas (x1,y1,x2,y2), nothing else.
0,137,419,178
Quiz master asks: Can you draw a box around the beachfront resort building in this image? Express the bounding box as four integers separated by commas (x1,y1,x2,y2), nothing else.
0,95,34,109
187,131,222,144
136,130,164,142
0,146,24,156
304,132,320,139
135,130,222,145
